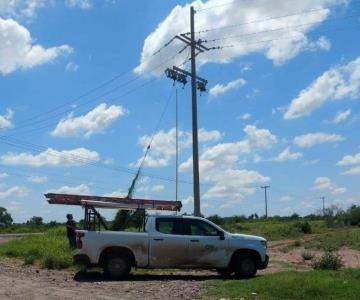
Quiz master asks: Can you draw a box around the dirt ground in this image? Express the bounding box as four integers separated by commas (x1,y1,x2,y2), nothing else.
0,235,359,300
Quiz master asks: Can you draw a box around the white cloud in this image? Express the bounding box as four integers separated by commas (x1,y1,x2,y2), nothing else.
209,78,246,98
65,61,79,72
134,0,343,75
104,188,126,198
0,0,47,19
65,0,92,9
151,185,165,192
312,176,346,195
342,166,360,175
0,18,73,75
337,152,360,175
294,132,344,148
203,169,270,204
197,128,222,143
273,147,303,162
0,109,14,130
284,56,360,119
180,125,277,173
337,152,360,166
327,109,351,124
27,175,47,183
48,184,90,195
179,125,274,204
52,103,126,138
243,125,278,149
0,172,9,178
0,185,29,199
132,127,222,168
0,147,99,167
237,113,251,121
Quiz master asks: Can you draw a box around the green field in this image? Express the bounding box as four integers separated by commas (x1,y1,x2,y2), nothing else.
202,270,360,300
222,219,329,241
0,227,73,269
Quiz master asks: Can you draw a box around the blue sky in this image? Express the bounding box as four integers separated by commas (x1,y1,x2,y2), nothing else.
0,0,360,222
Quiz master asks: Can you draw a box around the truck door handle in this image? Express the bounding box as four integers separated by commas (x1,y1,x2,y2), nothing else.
190,239,199,242
153,238,164,241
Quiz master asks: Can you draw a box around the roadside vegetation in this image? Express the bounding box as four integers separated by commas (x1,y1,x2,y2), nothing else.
0,227,72,269
203,269,360,300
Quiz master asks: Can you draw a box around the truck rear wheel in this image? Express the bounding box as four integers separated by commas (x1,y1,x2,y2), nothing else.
103,254,131,280
234,254,257,279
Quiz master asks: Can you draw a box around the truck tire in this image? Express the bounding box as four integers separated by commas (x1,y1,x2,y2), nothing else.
233,254,257,279
216,268,233,278
103,254,131,280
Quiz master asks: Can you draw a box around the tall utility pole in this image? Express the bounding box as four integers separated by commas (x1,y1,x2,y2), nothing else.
175,88,179,202
190,6,201,217
165,6,209,217
321,196,325,215
261,186,270,218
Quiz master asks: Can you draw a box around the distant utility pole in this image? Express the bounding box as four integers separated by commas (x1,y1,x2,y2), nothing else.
261,186,270,218
321,196,325,215
165,6,209,217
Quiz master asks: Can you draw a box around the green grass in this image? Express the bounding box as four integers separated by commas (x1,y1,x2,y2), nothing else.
0,227,73,269
202,270,360,300
306,227,360,251
222,220,330,241
0,224,51,234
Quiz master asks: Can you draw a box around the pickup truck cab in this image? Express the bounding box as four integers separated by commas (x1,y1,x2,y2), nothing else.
74,215,268,279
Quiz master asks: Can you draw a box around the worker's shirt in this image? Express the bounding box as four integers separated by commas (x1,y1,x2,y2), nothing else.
66,220,76,237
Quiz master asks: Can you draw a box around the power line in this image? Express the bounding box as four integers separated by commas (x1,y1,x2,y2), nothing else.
196,0,242,12
189,6,346,35
200,13,360,43
13,35,183,129
9,46,188,135
204,26,360,51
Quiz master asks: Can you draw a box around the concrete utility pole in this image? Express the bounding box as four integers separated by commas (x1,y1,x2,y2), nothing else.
321,196,325,215
190,6,201,217
165,6,209,217
261,186,270,218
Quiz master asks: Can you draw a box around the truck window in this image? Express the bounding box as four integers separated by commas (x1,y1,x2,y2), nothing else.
183,219,219,236
156,218,182,235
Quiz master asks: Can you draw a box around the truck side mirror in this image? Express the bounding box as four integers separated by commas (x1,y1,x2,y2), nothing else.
219,231,225,240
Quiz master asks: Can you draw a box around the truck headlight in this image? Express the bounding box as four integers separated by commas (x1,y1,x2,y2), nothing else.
261,240,267,249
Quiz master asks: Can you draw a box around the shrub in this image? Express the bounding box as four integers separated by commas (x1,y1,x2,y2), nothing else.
312,251,343,270
294,221,312,234
301,251,314,261
294,240,302,247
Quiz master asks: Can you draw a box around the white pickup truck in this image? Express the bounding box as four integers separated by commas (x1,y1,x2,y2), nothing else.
74,215,269,279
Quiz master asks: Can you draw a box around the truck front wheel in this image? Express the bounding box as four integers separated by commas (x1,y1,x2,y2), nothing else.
103,254,131,280
233,254,257,279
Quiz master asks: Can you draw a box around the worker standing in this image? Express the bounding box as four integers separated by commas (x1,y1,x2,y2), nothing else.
66,214,76,249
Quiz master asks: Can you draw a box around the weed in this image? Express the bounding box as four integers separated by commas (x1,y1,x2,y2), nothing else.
301,251,314,261
312,251,343,270
293,240,302,247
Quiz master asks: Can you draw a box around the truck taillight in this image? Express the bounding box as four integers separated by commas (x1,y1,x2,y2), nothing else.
76,232,85,249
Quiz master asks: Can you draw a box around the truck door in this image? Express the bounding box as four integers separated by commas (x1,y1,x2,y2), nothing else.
149,217,191,267
183,219,229,268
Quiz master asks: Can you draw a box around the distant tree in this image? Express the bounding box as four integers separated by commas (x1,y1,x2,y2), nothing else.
112,210,144,231
254,213,259,219
48,221,58,227
27,216,43,226
248,214,254,220
207,214,225,225
0,207,13,226
290,213,300,220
